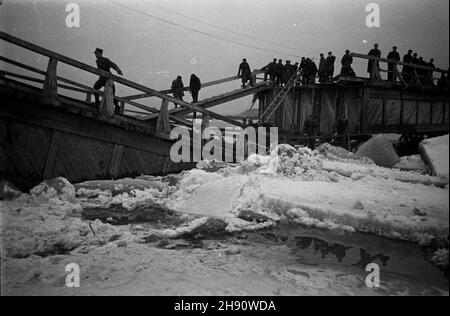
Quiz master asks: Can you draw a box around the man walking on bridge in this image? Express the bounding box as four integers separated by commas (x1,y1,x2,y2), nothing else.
274,59,284,86
189,74,201,103
171,75,185,108
93,48,123,113
238,58,253,88
402,49,414,83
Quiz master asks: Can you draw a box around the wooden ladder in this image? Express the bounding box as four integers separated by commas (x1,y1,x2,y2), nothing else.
257,71,302,124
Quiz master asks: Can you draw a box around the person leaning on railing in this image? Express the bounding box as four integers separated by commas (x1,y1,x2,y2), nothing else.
340,50,356,77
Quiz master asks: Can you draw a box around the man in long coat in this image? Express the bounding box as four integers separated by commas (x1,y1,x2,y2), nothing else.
189,74,201,103
283,60,295,84
171,75,184,108
318,53,327,83
238,58,252,88
274,59,284,86
402,49,414,83
326,52,336,81
367,43,381,79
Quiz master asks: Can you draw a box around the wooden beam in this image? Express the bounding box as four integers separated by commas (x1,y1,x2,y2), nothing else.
113,95,191,127
1,70,93,95
41,57,59,105
85,92,92,103
122,70,265,101
0,31,245,127
0,56,102,97
1,77,157,137
370,61,382,83
146,82,270,120
101,79,115,116
0,70,45,84
108,144,124,179
201,114,210,131
119,100,125,115
351,52,448,73
155,99,171,138
172,82,270,118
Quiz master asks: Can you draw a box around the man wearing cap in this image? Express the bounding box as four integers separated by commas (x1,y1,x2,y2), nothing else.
171,75,185,108
274,59,284,86
93,48,123,113
402,49,414,83
262,58,277,82
340,50,355,77
318,53,327,83
325,52,336,82
367,43,381,80
386,46,400,82
341,50,353,67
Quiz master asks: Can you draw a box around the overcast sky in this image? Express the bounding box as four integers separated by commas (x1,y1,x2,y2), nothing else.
1,0,449,114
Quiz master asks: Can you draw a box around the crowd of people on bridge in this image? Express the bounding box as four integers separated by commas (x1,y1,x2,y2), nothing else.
365,43,448,88
255,43,449,90
91,44,449,114
260,54,336,86
259,51,341,86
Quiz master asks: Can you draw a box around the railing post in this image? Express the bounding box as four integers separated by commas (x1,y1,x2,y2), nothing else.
100,79,115,116
371,62,382,83
119,100,125,114
201,114,210,131
201,114,210,153
41,57,60,106
155,99,171,137
85,92,92,103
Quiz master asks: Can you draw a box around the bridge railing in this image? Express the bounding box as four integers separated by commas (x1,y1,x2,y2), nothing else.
0,31,251,139
123,69,265,102
350,52,448,87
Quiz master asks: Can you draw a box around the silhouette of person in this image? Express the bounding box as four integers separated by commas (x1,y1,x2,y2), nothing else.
93,48,123,113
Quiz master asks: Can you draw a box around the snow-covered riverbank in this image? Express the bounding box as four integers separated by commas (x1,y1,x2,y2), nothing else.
1,143,448,295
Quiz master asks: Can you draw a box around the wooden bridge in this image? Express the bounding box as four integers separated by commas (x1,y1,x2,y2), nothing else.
256,53,449,146
0,30,449,188
0,31,271,188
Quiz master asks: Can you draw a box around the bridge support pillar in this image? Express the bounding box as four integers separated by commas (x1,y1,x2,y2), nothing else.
155,99,171,138
100,79,115,116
